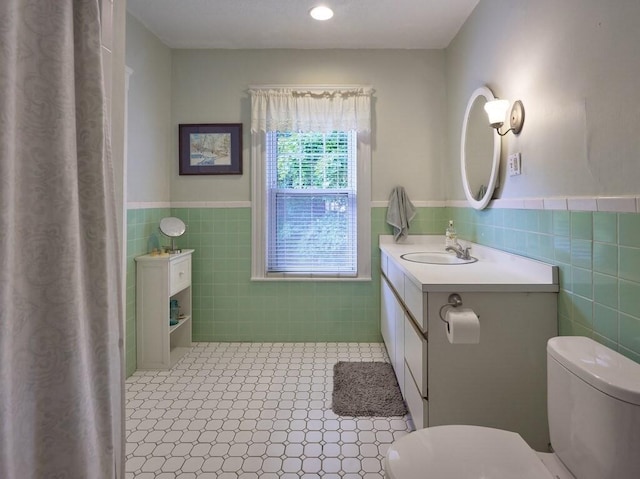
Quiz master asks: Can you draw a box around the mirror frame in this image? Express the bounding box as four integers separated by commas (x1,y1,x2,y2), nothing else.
460,86,501,210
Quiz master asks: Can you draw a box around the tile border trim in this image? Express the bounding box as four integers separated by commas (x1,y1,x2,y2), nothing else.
449,195,640,213
371,200,446,208
128,201,251,209
128,196,640,213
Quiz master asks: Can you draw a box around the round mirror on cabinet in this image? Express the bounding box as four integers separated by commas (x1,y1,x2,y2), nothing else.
159,216,187,253
460,86,501,210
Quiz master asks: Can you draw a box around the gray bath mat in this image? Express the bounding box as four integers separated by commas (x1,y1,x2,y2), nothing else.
332,361,408,417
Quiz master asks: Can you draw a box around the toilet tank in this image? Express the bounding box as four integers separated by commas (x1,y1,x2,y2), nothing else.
547,336,640,479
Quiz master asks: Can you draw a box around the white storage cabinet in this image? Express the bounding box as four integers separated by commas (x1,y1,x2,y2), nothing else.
380,247,558,451
135,249,194,369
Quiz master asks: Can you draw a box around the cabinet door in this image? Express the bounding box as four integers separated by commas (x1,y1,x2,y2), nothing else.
395,311,405,395
381,276,406,394
404,360,428,429
404,313,427,397
381,278,396,367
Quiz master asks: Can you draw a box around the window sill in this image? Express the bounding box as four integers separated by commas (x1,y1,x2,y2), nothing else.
251,275,372,282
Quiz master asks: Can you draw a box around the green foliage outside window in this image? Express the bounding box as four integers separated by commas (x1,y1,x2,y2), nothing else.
275,131,350,189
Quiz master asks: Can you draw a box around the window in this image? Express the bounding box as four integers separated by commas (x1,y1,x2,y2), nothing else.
250,86,372,280
267,130,357,274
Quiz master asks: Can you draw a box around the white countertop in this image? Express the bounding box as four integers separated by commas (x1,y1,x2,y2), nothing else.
380,235,559,293
135,249,194,262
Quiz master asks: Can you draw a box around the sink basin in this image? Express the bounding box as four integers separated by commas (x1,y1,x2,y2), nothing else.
400,252,478,265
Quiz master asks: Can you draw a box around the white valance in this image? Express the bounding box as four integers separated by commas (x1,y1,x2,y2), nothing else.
249,86,372,133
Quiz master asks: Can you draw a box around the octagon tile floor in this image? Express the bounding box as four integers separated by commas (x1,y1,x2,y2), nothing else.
125,342,414,478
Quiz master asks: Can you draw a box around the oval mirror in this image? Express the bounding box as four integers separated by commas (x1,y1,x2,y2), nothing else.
460,86,500,210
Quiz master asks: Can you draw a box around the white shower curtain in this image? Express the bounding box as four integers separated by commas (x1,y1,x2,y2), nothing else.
0,1,124,478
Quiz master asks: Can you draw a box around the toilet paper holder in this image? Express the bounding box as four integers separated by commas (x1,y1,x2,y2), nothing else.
439,293,465,325
440,294,481,343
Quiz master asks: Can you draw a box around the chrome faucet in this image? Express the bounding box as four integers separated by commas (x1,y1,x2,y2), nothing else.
445,241,472,260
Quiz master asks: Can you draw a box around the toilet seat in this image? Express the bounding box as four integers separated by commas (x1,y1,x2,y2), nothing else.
384,425,555,479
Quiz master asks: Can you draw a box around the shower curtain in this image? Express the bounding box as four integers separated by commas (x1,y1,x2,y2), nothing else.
0,1,124,478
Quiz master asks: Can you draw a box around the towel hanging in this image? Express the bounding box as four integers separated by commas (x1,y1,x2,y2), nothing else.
386,186,416,242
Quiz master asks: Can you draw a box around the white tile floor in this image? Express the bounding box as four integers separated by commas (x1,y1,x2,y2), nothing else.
125,342,413,478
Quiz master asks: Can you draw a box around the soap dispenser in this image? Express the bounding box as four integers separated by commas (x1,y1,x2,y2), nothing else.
445,220,457,247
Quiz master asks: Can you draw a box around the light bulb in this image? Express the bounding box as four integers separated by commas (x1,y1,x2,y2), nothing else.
310,6,334,21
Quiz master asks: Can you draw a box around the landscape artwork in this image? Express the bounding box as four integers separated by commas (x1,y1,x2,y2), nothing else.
189,132,231,166
179,123,242,175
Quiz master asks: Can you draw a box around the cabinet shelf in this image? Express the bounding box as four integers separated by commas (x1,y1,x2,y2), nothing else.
136,249,194,370
170,315,191,334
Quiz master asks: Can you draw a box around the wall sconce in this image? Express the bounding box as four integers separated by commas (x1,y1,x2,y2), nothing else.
484,99,525,136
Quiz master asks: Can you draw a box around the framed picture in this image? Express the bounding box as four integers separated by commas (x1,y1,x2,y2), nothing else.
179,123,243,175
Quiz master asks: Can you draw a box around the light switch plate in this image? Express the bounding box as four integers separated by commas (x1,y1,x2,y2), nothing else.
507,152,521,176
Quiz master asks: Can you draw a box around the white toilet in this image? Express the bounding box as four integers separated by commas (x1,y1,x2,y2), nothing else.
385,336,640,478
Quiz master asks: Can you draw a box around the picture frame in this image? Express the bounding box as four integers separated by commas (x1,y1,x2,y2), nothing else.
179,123,243,175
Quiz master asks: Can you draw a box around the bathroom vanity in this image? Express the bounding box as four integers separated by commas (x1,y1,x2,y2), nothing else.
136,249,194,370
380,235,558,451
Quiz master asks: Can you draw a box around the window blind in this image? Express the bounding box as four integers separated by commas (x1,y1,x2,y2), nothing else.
266,131,357,275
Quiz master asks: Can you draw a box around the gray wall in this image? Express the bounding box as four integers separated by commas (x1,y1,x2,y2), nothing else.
446,0,640,201
126,14,172,203
127,1,640,205
170,49,447,203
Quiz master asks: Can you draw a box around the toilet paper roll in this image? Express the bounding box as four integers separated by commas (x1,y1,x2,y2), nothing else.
446,308,480,344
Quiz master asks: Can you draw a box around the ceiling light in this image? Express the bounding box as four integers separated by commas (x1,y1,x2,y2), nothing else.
310,5,334,21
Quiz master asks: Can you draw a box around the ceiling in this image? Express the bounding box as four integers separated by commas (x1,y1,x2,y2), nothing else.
126,0,480,49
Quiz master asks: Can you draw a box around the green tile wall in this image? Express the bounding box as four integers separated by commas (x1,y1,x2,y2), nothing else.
169,206,446,343
448,207,640,363
123,206,444,376
125,205,640,376
125,207,170,376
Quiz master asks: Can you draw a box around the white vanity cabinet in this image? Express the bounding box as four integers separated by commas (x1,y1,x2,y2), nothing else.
380,236,558,451
380,258,429,427
136,249,194,370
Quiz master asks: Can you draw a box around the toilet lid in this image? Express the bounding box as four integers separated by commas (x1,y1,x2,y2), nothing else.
385,425,554,479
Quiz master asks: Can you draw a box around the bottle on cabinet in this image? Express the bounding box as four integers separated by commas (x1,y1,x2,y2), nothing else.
445,220,457,247
170,299,180,325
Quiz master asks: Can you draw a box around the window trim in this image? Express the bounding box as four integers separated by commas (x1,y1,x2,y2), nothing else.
251,130,371,281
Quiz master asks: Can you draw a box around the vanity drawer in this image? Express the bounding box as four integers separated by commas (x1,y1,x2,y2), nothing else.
170,256,191,295
387,258,405,296
404,277,426,331
380,251,389,277
404,360,429,429
404,314,428,397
